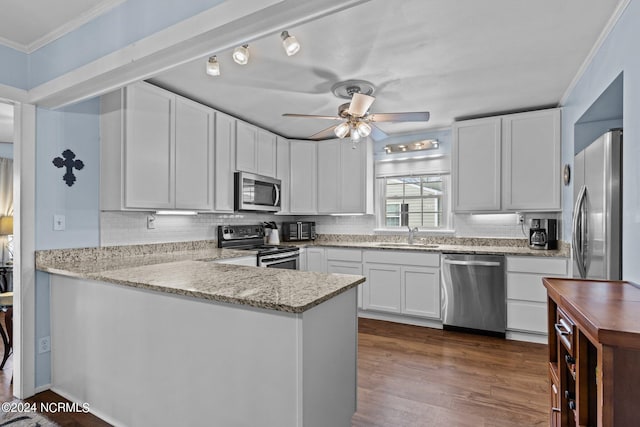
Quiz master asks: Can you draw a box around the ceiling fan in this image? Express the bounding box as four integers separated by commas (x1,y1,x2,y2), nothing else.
282,80,430,141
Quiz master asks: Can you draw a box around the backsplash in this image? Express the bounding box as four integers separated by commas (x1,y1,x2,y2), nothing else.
100,211,294,246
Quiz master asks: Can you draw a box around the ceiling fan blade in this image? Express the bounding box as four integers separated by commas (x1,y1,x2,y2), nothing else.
369,124,389,141
282,113,342,120
309,125,340,140
368,112,430,122
348,93,376,117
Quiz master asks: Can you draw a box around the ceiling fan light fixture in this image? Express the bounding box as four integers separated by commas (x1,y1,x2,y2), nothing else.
355,121,372,137
350,127,362,143
281,31,300,56
205,55,220,76
334,122,350,139
232,44,250,65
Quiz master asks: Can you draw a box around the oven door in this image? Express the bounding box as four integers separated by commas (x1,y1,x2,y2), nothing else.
259,252,299,269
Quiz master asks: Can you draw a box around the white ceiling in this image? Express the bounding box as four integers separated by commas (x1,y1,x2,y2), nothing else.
0,0,124,52
150,0,623,141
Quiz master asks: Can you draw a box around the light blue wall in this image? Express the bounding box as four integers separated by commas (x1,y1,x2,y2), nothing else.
28,0,226,88
0,142,13,159
0,44,28,90
561,0,640,282
36,99,101,249
34,98,101,387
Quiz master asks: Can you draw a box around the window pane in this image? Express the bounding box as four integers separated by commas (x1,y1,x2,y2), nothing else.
385,178,405,198
382,174,448,229
403,177,421,197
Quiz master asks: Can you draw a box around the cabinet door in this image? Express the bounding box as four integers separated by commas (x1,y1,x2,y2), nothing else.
257,129,277,178
402,266,441,319
276,137,290,214
236,121,258,173
175,97,214,210
289,140,317,214
317,139,341,213
341,140,366,213
306,247,326,273
124,83,175,209
214,112,236,212
452,117,501,211
502,109,561,211
363,263,401,313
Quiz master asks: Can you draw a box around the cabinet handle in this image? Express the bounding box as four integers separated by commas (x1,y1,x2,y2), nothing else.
554,323,571,336
552,407,561,413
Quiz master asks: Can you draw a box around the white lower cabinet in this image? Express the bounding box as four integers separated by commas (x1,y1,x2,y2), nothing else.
305,247,326,273
506,256,568,340
362,250,441,320
326,248,363,309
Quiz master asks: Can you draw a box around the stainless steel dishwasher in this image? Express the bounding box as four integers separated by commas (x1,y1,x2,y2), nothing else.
441,253,505,337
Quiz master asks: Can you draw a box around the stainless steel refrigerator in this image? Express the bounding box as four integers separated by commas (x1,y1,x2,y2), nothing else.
572,129,622,279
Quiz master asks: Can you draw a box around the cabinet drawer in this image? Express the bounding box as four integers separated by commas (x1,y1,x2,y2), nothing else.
507,301,547,334
507,272,547,303
326,248,362,262
507,256,567,275
555,308,575,356
364,250,439,267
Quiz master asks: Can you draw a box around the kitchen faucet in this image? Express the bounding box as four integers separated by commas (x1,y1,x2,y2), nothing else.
407,226,418,244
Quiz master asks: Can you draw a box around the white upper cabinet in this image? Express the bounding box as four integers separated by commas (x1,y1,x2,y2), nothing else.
214,112,236,212
453,108,561,213
236,121,277,178
289,140,317,214
123,82,175,209
174,97,214,210
257,129,277,178
276,137,291,214
502,109,561,211
317,139,373,214
101,82,214,211
452,117,502,212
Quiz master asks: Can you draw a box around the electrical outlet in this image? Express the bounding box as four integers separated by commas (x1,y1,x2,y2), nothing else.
53,214,66,231
38,336,51,354
147,215,156,229
516,213,524,225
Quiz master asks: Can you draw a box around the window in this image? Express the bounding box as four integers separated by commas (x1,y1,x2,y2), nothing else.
380,174,449,229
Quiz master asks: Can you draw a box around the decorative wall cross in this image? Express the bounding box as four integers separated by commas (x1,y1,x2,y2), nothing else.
52,149,85,187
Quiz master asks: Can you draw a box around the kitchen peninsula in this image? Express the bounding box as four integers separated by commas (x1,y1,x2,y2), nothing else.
36,243,363,427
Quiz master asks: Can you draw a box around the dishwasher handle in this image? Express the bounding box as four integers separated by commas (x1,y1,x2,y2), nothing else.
442,259,501,267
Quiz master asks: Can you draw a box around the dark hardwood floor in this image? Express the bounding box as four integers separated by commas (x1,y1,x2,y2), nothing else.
1,317,548,426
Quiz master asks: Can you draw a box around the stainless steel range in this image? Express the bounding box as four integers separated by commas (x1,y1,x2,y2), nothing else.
217,224,300,269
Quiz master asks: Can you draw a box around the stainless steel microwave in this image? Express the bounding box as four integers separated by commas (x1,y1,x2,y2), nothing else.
234,172,281,212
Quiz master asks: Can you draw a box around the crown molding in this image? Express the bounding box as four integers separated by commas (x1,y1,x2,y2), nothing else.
560,0,631,105
0,0,126,53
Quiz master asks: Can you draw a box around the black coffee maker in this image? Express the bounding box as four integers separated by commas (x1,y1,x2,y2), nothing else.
529,219,558,250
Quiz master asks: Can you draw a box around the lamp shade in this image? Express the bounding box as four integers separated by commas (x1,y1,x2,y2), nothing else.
0,216,13,235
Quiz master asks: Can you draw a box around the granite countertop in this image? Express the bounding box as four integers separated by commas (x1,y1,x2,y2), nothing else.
301,235,570,257
35,242,364,314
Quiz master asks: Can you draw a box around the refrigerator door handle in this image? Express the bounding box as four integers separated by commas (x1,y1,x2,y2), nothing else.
572,185,587,278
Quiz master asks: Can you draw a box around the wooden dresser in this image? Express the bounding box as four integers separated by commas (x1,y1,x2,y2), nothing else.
543,278,640,427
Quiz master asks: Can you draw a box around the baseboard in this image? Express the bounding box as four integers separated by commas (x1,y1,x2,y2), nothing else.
34,384,51,394
50,386,123,427
358,311,443,329
506,330,548,344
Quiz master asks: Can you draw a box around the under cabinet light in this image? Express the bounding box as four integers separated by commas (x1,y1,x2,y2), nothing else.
155,210,198,216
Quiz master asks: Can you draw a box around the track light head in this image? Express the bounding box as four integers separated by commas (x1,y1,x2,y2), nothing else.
206,56,220,76
281,31,300,56
232,45,250,65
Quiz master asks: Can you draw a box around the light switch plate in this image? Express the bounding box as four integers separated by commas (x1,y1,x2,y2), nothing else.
53,214,66,231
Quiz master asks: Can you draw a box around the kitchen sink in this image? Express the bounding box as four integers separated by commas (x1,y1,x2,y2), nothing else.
375,242,440,249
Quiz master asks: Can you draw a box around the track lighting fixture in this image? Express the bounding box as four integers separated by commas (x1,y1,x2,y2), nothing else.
232,44,250,65
384,139,439,154
206,56,220,76
281,31,300,56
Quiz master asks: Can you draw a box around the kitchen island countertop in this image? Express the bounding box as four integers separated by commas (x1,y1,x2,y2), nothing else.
36,244,364,313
